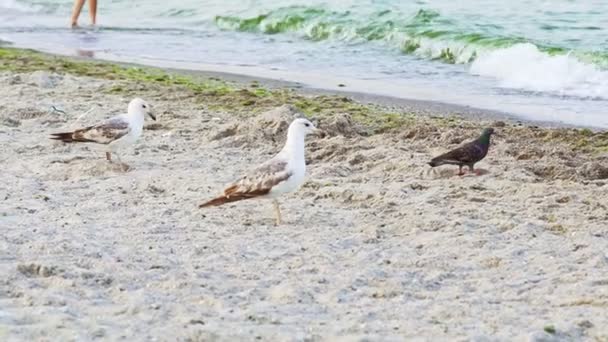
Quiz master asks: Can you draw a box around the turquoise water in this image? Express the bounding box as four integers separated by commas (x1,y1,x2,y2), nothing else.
1,0,607,127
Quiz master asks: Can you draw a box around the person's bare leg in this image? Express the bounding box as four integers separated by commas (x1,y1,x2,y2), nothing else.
273,199,282,226
70,0,86,28
88,0,97,26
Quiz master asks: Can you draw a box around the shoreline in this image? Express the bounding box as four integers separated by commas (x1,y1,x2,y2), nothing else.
1,46,607,155
2,43,604,130
1,45,608,158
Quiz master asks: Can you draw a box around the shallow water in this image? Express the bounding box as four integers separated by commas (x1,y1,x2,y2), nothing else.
1,0,607,127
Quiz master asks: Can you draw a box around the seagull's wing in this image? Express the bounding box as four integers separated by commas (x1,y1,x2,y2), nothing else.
199,157,291,207
50,116,130,144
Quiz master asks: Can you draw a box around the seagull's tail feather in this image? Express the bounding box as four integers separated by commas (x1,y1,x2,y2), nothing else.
50,130,95,143
199,194,262,208
199,196,235,208
50,132,77,143
199,186,270,208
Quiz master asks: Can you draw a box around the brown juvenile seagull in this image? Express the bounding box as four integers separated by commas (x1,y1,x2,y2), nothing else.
200,118,318,225
428,127,495,175
50,98,155,168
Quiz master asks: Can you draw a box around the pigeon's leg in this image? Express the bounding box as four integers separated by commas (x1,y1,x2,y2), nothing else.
272,199,282,226
469,164,482,175
468,164,476,174
105,152,112,162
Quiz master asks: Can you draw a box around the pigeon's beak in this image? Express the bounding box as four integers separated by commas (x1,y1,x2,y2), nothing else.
148,112,157,121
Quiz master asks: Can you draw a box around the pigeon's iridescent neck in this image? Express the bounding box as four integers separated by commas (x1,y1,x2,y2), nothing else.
478,133,492,145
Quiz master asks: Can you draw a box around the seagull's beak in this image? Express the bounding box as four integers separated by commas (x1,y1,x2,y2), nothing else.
148,112,157,121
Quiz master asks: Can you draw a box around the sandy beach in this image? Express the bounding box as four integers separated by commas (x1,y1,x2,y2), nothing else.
1,49,608,341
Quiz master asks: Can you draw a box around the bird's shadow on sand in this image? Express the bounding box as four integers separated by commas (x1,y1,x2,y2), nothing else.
49,156,131,176
426,168,490,179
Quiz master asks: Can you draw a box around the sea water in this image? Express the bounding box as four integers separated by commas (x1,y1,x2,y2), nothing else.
1,0,607,127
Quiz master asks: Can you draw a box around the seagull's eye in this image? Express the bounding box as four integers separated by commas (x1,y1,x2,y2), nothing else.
142,104,147,109
304,123,310,127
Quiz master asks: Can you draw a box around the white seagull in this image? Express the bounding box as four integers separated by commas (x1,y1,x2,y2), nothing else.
200,118,319,225
50,98,155,169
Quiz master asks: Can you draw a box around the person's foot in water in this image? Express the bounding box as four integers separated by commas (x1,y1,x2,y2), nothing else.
70,0,97,28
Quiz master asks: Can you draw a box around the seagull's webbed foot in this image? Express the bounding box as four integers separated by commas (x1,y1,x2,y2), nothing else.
273,199,282,226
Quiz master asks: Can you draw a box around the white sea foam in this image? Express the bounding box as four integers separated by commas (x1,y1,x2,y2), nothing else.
0,0,37,12
470,43,608,99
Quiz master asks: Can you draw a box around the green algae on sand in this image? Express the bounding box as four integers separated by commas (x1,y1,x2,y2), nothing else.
0,47,420,133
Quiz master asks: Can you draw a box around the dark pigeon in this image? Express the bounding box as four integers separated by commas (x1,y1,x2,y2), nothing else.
428,128,495,175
